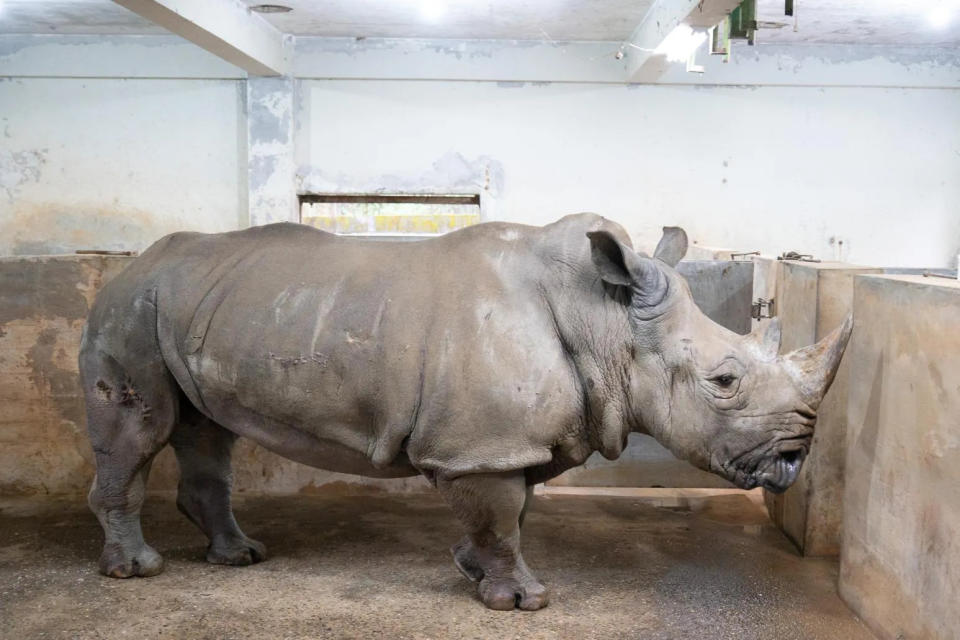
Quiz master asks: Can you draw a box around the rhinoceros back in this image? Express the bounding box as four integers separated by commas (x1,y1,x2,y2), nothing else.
85,217,611,479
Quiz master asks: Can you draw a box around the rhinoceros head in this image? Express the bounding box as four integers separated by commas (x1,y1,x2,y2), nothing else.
586,228,853,494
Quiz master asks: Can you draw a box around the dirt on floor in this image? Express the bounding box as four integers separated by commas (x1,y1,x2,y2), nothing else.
0,489,874,639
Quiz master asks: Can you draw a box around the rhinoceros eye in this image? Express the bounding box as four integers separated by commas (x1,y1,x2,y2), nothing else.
711,374,737,388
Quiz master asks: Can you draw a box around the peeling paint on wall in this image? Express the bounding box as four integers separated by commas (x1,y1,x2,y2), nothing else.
248,76,298,226
0,77,245,255
0,148,46,201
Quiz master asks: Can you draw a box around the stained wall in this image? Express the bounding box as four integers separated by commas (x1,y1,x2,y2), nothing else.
840,275,960,640
763,261,882,555
0,255,428,495
0,76,247,255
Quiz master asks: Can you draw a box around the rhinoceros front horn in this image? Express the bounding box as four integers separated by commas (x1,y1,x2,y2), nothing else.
782,314,854,409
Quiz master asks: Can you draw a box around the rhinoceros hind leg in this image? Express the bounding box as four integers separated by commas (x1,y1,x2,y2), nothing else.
438,471,549,611
170,403,266,566
84,352,177,579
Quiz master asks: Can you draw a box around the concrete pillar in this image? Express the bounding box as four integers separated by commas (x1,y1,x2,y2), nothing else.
247,76,298,226
839,274,960,640
764,260,882,556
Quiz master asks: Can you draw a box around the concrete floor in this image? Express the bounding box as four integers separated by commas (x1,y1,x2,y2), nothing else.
0,488,874,639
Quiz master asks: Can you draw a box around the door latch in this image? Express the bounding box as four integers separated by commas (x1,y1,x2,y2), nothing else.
752,298,775,320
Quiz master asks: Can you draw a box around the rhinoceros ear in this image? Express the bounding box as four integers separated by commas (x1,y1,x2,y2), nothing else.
587,231,669,307
587,230,637,286
653,226,688,268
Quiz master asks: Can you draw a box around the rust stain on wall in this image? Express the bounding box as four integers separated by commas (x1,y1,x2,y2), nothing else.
1,204,163,256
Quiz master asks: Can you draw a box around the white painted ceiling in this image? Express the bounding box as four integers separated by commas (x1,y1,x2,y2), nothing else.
241,0,656,41
1,0,959,45
755,0,960,45
0,0,167,34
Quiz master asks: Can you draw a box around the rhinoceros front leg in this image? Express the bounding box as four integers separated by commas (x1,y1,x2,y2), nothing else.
450,484,535,582
169,405,266,566
438,472,548,610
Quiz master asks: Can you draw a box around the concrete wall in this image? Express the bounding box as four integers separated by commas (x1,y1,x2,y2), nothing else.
0,255,428,495
0,76,247,255
2,35,959,266
295,76,960,267
840,275,960,640
764,260,882,555
2,35,959,500
0,251,747,495
0,255,130,494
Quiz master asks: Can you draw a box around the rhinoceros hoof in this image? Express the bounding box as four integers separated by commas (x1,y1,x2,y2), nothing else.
451,537,484,583
478,576,550,611
206,536,267,566
99,542,164,578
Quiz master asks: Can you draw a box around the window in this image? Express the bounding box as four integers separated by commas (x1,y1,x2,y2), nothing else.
299,194,481,238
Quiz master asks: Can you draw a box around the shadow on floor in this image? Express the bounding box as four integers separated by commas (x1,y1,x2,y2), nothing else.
0,490,874,639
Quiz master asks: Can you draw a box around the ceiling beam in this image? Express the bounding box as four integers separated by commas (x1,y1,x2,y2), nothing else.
623,0,702,81
624,0,742,82
112,0,290,76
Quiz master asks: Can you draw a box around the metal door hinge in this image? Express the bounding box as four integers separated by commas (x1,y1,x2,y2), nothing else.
752,297,775,320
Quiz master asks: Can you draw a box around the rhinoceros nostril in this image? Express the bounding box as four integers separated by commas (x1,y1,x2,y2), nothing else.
781,449,800,466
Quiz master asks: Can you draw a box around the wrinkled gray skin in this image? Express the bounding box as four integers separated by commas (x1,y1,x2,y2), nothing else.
80,213,852,610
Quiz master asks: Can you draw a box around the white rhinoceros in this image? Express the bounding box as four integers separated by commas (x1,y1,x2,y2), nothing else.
80,213,851,610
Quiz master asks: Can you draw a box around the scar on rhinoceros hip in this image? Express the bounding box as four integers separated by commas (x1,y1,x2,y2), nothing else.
94,379,113,401
95,378,152,423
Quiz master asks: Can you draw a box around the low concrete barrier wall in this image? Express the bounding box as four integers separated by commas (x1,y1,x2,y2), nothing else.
764,260,882,556
0,255,428,495
2,253,755,494
0,255,133,494
840,274,960,640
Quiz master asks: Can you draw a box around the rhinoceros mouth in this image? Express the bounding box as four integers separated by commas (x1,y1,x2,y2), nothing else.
754,437,810,493
758,449,806,494
720,434,811,493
